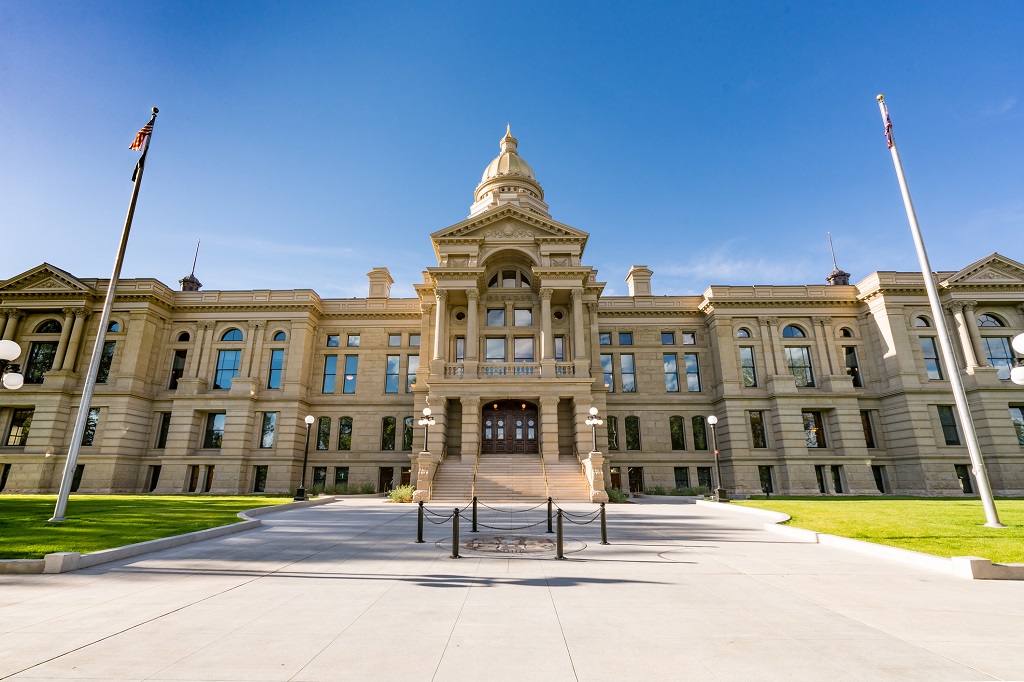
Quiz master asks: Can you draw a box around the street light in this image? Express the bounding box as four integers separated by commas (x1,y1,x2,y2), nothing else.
417,407,435,451
706,415,727,502
0,340,24,390
294,414,315,501
585,406,603,452
1010,333,1024,386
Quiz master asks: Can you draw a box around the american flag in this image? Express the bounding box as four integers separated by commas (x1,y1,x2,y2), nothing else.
129,122,153,151
883,106,893,149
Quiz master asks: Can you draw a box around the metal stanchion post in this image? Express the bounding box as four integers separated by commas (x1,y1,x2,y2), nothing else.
555,509,565,560
416,501,424,543
451,508,461,559
547,497,553,533
600,502,609,545
472,496,478,532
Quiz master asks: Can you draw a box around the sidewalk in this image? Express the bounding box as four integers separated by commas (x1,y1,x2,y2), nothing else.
2,498,1022,681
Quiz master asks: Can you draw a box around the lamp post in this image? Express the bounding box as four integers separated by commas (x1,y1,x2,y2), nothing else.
585,406,603,452
418,407,436,451
294,414,315,501
1010,333,1024,386
0,340,24,390
706,415,727,502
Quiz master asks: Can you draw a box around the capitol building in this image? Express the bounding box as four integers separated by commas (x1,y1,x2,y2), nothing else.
1,127,1023,500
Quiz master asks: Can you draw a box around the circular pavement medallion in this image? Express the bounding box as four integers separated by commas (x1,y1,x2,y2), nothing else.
435,534,586,557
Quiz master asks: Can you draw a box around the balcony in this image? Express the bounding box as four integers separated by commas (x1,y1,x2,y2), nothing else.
443,362,578,379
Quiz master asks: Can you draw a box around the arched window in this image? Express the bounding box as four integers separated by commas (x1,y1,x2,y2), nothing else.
914,316,931,327
107,322,120,333
736,328,751,338
380,416,396,451
624,416,641,451
782,325,806,338
977,314,1005,327
221,328,243,341
36,319,61,334
337,416,353,450
840,328,854,338
692,416,708,450
177,332,191,343
272,331,287,341
487,269,531,288
669,416,686,450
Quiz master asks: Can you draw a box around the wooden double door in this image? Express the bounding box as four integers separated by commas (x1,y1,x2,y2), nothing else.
482,400,539,454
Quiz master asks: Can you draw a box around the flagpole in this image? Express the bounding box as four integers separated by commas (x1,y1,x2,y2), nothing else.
50,108,159,522
875,95,1003,528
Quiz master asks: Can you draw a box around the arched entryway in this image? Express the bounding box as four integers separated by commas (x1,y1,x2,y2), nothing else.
482,400,539,454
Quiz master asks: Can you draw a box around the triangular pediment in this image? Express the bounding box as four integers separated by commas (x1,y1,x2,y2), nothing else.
942,253,1024,286
431,205,589,243
0,263,93,293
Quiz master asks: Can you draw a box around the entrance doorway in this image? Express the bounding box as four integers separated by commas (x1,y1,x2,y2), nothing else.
482,400,539,454
627,466,644,494
378,467,394,493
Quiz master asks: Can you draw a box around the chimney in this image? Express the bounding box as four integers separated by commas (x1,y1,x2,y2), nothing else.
626,265,653,297
367,267,394,299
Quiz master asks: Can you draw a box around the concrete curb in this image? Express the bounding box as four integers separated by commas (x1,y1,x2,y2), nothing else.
1,496,338,575
695,499,1024,581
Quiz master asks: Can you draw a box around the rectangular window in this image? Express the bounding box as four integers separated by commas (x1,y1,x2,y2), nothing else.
24,341,57,384
513,309,532,326
71,464,85,493
147,465,161,492
322,355,337,393
454,337,465,363
6,409,33,446
682,332,696,345
620,354,637,393
81,408,100,446
674,467,689,489
599,332,611,346
661,332,675,345
204,413,225,448
684,353,701,392
664,354,679,392
409,334,420,347
334,466,349,486
514,337,534,362
861,410,877,448
1011,407,1024,446
740,347,757,387
831,466,845,494
95,341,115,383
168,349,187,389
0,463,11,493
785,347,815,387
406,355,419,392
343,355,358,394
337,416,352,450
803,411,826,448
758,466,775,494
692,416,708,450
316,416,331,450
259,412,276,449
669,415,686,450
601,354,614,392
697,467,712,489
326,334,339,347
749,411,768,448
267,349,284,389
204,465,215,493
937,405,961,445
312,466,327,489
606,416,619,451
155,412,172,448
403,416,414,451
385,355,400,393
554,336,565,362
347,334,360,347
213,349,241,389
844,347,863,387
618,332,633,346
253,466,268,493
486,309,505,326
625,415,641,451
982,337,1014,380
388,333,402,347
871,465,887,493
485,338,506,362
815,465,828,494
188,465,200,493
381,416,396,450
920,337,944,380
954,464,974,494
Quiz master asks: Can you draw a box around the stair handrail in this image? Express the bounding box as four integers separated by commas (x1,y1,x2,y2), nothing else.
427,444,447,500
540,451,550,500
470,446,480,501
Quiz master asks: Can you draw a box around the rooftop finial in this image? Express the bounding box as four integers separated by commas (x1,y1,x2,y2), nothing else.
500,123,517,153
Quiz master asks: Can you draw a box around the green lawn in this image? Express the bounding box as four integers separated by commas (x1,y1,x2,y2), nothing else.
0,495,289,560
736,497,1024,564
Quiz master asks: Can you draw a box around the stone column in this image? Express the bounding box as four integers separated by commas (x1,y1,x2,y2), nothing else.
420,303,433,366
52,308,76,369
239,321,259,377
2,310,23,341
539,396,560,463
571,288,586,359
0,311,8,340
188,323,208,377
460,396,481,465
249,322,267,378
60,309,88,371
539,288,553,361
759,316,783,375
946,302,979,368
433,290,447,362
962,301,988,367
812,316,835,375
466,290,479,361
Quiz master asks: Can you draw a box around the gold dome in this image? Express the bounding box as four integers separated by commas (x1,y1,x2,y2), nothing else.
480,124,536,182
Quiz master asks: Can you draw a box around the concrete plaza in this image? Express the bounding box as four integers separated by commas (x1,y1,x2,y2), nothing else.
1,497,1023,681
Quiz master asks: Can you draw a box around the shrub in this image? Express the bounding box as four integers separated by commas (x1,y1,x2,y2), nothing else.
668,485,711,496
643,485,667,496
606,487,629,503
389,484,416,503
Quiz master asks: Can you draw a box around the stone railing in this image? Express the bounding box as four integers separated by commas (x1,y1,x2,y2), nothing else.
442,361,578,378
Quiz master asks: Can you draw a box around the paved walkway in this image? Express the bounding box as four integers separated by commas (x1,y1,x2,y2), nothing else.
1,497,1023,681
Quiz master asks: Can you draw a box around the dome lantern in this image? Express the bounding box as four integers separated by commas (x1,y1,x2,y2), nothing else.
470,125,549,217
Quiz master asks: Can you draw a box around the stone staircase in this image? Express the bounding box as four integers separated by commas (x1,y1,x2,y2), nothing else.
429,452,592,503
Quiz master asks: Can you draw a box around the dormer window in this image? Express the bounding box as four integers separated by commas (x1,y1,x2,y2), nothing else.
487,269,531,288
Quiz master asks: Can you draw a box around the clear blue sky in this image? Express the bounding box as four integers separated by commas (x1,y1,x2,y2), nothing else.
2,1,1022,297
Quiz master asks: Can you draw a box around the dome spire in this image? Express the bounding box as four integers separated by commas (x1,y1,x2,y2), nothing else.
470,125,548,217
500,123,518,153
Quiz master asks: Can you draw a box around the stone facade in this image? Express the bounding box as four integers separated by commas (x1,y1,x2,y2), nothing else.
1,129,1023,498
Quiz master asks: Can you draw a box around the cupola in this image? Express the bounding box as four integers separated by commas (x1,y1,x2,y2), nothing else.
469,125,550,217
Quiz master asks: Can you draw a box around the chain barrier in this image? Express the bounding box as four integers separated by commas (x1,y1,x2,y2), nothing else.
476,500,548,513
474,518,550,532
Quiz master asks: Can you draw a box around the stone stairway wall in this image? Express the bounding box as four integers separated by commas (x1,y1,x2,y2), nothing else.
429,452,592,503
